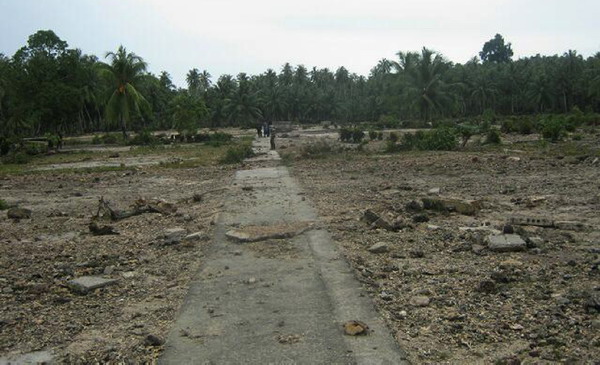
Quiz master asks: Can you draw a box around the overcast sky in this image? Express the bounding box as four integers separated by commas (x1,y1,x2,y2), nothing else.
1,0,599,87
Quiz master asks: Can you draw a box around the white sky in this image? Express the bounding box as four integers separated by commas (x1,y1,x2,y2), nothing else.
1,0,599,87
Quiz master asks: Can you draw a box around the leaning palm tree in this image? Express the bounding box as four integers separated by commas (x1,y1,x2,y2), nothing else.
100,46,149,138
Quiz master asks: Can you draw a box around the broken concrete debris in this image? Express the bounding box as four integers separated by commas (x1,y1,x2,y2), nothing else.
509,216,590,231
486,234,527,252
225,222,313,243
68,276,118,294
422,197,481,216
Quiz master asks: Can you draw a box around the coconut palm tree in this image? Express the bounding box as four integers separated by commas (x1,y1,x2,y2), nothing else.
100,46,149,138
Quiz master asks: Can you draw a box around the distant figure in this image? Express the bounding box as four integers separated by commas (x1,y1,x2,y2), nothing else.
256,125,262,138
262,122,268,138
270,129,276,150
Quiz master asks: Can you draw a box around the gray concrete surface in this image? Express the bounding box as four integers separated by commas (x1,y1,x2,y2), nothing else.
160,138,408,365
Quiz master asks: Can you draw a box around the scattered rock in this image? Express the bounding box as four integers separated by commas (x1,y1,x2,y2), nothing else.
486,234,526,252
422,197,481,215
405,200,423,212
89,221,119,236
472,244,486,255
426,224,440,231
144,334,164,347
428,187,441,195
68,276,118,294
409,249,425,258
502,224,514,234
184,231,210,242
343,320,369,336
163,228,187,245
7,207,32,220
412,214,429,223
477,280,497,294
368,242,389,254
409,296,431,307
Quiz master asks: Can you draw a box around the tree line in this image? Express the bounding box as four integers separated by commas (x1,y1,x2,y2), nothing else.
1,30,599,143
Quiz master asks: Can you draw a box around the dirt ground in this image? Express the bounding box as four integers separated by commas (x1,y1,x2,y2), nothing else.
0,146,234,362
1,128,599,363
284,132,600,364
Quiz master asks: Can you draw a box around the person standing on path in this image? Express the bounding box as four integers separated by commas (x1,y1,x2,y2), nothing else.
270,128,276,150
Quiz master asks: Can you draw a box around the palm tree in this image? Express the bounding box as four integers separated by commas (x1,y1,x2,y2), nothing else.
100,46,149,138
186,68,201,97
401,48,453,121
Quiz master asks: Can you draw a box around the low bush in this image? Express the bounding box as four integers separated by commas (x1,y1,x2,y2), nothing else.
1,151,31,164
92,133,122,145
539,116,566,142
339,128,365,143
128,130,158,146
397,127,458,151
484,128,502,144
219,144,254,164
0,199,8,210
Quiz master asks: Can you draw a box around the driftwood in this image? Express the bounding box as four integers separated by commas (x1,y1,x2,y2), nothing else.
95,197,177,221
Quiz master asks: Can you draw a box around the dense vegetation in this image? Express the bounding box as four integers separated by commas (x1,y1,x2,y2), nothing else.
1,30,599,149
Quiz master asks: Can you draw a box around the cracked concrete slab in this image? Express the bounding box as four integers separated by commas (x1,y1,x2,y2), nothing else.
160,137,408,364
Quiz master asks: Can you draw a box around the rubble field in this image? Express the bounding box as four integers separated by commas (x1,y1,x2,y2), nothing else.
0,160,233,362
286,135,600,364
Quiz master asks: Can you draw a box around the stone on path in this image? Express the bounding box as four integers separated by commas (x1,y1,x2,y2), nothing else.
225,222,313,243
486,234,526,252
68,276,118,294
343,320,369,336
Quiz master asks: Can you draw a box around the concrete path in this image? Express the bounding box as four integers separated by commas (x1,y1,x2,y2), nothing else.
160,138,408,365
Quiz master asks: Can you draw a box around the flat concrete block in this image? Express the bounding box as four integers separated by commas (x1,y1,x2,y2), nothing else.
486,234,526,252
68,276,118,294
226,222,313,243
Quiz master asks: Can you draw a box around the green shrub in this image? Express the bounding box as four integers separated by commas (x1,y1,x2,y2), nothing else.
368,130,377,141
351,129,365,143
500,119,516,133
388,132,399,143
484,128,502,144
128,130,158,146
0,199,8,210
539,116,566,142
377,132,384,140
339,128,365,143
24,141,48,155
219,144,254,164
93,133,122,145
399,128,458,151
1,151,31,164
572,134,583,141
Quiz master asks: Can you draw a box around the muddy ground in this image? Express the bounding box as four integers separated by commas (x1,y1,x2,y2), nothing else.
0,145,235,363
284,132,600,364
